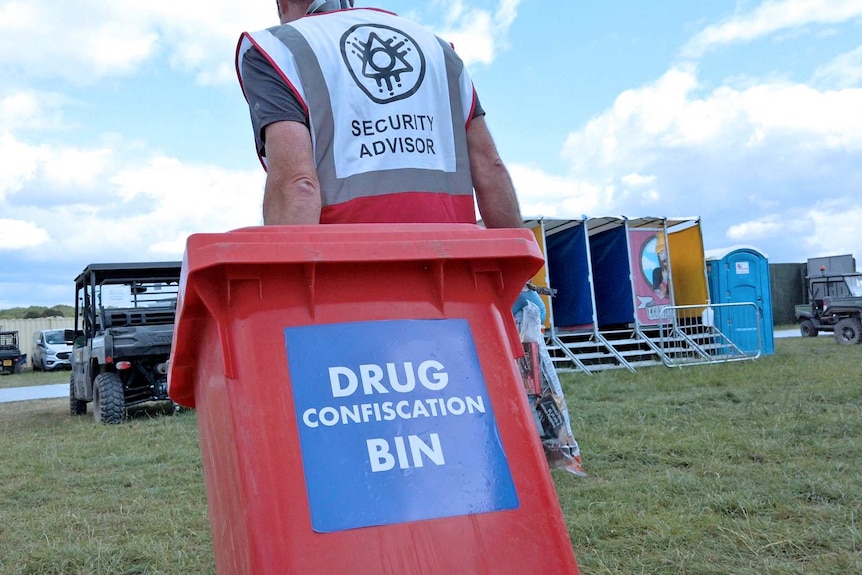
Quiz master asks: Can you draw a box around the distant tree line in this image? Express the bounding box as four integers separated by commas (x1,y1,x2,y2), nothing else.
0,305,74,320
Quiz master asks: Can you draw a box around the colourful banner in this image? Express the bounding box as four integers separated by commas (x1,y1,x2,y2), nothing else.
628,228,672,325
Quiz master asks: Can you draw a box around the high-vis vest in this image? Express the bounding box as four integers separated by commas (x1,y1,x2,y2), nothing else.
237,8,478,224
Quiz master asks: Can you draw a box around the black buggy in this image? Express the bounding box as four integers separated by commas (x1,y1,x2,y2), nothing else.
795,272,862,345
69,262,182,423
0,330,25,375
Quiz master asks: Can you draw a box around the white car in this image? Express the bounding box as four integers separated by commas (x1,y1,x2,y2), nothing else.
32,329,73,371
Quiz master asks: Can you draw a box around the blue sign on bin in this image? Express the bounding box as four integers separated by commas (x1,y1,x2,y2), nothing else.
284,318,519,533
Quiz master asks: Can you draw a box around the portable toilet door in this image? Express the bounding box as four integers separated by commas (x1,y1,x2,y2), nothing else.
705,246,775,355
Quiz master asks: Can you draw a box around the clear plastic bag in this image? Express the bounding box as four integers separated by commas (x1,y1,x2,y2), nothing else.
516,300,586,477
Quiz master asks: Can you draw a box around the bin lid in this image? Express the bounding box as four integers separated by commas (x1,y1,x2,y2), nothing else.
168,224,545,407
181,224,542,269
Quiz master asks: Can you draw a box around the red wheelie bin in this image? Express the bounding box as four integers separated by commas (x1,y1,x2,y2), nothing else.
169,224,579,575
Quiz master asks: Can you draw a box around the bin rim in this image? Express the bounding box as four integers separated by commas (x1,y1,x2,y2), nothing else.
168,224,545,408
181,224,545,270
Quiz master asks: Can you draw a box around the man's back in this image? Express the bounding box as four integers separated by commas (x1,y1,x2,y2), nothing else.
238,2,523,229
239,8,478,224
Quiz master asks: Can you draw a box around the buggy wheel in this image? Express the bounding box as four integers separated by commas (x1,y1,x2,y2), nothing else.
93,372,125,424
833,318,862,345
70,377,87,416
799,319,818,338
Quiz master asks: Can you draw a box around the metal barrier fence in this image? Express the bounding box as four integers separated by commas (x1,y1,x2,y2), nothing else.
657,302,762,367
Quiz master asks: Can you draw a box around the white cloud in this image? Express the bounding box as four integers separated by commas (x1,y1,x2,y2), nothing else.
725,203,862,261
436,0,522,66
0,2,39,32
139,2,274,85
563,66,862,175
0,2,156,82
18,154,267,262
555,64,862,259
813,45,862,88
0,1,521,85
805,206,862,256
150,233,196,256
683,0,862,58
509,163,607,218
621,173,657,188
43,147,113,189
0,131,263,264
0,1,273,85
0,91,70,130
726,214,786,241
0,131,44,200
0,218,50,250
0,129,115,202
621,173,660,204
110,155,262,227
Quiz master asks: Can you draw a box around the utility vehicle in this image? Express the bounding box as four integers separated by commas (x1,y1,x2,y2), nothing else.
69,262,182,422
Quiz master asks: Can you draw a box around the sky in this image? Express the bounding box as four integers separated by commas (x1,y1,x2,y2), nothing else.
1,0,861,308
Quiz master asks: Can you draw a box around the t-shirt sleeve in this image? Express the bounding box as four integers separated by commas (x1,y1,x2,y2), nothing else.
240,46,309,158
472,91,485,119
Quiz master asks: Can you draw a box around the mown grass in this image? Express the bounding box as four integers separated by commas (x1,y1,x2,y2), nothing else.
0,369,69,390
555,336,861,574
1,337,859,574
0,402,211,575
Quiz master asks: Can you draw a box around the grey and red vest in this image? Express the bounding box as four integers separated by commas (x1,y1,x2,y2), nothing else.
236,8,478,224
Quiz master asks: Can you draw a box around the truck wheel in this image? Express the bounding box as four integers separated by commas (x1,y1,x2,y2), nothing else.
93,372,125,424
833,318,862,345
799,319,818,337
69,378,87,416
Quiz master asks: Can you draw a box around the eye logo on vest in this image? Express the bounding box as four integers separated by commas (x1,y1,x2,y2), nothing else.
341,24,426,104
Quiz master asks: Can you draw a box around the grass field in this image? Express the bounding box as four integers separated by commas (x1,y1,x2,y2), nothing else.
0,369,70,390
1,337,859,574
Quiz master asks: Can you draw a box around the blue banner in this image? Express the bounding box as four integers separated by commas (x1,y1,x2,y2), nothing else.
284,318,519,533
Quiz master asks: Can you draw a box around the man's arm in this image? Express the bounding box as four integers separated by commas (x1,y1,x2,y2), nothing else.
466,115,523,228
262,120,322,225
240,46,320,224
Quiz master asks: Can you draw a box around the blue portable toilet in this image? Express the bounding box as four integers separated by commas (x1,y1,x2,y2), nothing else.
705,245,775,356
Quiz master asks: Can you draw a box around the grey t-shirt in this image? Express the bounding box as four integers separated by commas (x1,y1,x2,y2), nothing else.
241,46,485,159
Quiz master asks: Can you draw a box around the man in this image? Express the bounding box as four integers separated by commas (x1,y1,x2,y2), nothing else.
236,0,523,228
